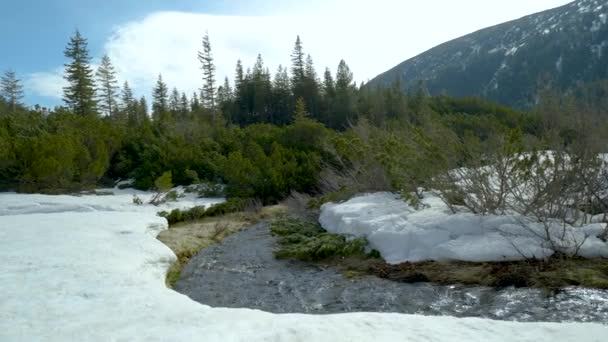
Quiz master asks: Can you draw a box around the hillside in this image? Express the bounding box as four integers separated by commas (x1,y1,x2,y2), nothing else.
368,0,608,108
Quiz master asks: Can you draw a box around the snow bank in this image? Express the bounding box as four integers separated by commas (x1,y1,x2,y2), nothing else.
320,192,608,263
1,191,607,341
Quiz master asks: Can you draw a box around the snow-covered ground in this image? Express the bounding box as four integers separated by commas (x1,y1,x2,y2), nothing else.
320,192,608,263
1,190,607,341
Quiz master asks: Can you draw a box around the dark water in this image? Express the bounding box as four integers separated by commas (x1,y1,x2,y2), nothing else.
175,222,608,323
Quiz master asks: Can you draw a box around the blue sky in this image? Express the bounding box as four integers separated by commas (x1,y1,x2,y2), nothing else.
0,0,573,108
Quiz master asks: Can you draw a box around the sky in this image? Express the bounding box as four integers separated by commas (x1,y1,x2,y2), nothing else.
0,0,574,108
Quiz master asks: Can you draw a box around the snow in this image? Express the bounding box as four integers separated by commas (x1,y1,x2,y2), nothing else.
2,190,608,341
320,192,608,263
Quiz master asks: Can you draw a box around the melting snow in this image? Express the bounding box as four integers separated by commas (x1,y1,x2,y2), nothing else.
2,190,608,341
320,192,608,263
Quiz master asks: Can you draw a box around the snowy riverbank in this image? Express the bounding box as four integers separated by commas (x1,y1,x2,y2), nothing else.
320,192,608,263
1,190,607,341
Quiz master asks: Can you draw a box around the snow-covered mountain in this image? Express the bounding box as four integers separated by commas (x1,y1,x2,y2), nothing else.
368,0,608,108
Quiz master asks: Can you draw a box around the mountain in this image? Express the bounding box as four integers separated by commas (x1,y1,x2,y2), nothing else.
368,0,608,108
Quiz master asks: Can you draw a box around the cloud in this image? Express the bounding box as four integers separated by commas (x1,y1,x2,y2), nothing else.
25,68,67,100
28,0,573,101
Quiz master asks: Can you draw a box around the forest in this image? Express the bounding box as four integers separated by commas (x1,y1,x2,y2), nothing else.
1,30,607,209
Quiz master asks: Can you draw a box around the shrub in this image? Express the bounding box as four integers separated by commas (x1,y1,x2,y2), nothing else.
270,218,370,261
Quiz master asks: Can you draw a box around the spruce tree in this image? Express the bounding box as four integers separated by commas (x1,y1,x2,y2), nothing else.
191,92,201,112
121,81,137,126
95,54,119,117
272,65,293,125
179,92,189,115
198,32,216,118
152,74,169,120
290,36,305,87
0,70,24,112
169,87,180,113
63,30,97,116
334,60,356,129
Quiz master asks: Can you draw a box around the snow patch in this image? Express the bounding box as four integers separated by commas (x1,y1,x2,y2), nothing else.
319,192,608,263
2,191,608,341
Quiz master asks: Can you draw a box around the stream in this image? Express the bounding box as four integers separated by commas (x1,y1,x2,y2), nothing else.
175,222,608,323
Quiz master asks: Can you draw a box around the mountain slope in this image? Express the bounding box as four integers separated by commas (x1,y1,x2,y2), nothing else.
368,0,608,108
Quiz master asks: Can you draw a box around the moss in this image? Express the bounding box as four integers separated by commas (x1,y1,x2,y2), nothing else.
370,258,608,290
271,218,370,261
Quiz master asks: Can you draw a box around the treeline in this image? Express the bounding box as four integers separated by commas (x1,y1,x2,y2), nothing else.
1,30,607,204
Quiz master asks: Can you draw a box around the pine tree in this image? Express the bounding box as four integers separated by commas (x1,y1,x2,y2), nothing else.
235,59,244,91
323,67,335,98
198,32,216,118
152,74,169,120
95,54,119,117
121,81,137,126
63,30,97,116
303,54,320,119
169,87,180,113
290,36,305,87
334,60,356,129
0,70,24,112
217,77,232,106
179,92,189,115
251,54,272,123
191,92,201,113
137,96,150,124
272,65,293,125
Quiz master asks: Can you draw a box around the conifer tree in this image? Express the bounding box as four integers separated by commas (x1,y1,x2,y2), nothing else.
137,96,150,124
198,32,216,118
290,36,305,87
152,74,169,120
179,92,189,115
272,65,293,125
95,54,119,117
0,70,24,112
334,60,356,129
121,81,138,126
120,81,134,111
191,92,201,113
323,67,335,98
217,77,233,106
63,30,97,116
169,87,180,113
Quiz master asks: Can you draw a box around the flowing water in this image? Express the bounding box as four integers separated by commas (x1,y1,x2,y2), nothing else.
175,222,608,323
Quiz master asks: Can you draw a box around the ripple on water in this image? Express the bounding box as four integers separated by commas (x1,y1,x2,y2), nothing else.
175,223,608,323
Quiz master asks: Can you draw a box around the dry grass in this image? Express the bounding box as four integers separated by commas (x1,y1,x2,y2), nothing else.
158,204,286,287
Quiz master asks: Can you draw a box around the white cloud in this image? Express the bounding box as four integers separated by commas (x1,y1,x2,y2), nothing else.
29,0,573,100
25,68,67,99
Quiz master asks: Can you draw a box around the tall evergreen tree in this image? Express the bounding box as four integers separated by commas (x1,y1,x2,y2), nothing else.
217,77,233,108
272,65,293,125
0,70,24,112
137,96,150,125
303,54,320,119
322,67,335,98
198,32,216,118
95,54,119,117
179,92,190,116
152,74,169,121
169,87,180,113
63,30,97,116
333,60,356,129
191,92,201,113
121,81,138,126
290,36,305,87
